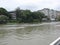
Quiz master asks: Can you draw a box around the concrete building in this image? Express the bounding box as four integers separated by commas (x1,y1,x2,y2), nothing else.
56,11,60,18
49,9,56,21
9,10,24,20
9,11,16,20
9,8,60,21
38,8,58,21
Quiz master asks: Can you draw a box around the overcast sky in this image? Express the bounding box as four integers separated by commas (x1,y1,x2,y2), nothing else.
0,0,60,11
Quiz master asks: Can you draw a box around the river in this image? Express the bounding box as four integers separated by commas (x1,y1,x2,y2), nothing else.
0,22,60,45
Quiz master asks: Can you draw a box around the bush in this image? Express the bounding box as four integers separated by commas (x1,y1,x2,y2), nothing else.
0,15,8,24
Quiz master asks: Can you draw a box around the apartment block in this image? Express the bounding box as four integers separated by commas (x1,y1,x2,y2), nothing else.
38,8,60,21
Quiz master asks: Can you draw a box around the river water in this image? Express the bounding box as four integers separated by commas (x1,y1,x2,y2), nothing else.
0,22,60,45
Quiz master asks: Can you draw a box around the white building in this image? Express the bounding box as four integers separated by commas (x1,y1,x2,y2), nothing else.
56,11,60,18
38,8,57,21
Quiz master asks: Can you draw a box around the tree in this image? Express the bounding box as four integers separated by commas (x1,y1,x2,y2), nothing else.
31,11,45,22
15,7,21,20
20,10,32,23
0,15,8,24
56,16,60,21
15,8,45,23
0,7,12,20
15,9,32,23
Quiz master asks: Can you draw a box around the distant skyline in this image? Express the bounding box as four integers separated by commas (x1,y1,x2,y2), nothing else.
0,0,60,11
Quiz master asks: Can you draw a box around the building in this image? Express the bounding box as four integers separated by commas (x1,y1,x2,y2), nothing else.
56,11,60,18
9,8,60,21
9,10,24,20
38,8,59,21
9,11,16,20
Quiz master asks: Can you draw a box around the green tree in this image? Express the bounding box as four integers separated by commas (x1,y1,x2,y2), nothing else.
56,16,60,21
15,9,32,23
15,8,45,23
0,15,8,24
20,10,32,23
0,7,11,19
31,11,45,22
15,7,21,20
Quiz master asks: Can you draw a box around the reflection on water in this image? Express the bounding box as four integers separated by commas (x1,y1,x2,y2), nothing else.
0,22,60,45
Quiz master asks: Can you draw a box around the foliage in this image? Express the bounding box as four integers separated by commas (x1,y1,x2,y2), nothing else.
44,16,51,21
0,15,8,24
31,11,45,22
0,7,12,19
15,7,21,20
20,10,32,23
15,8,45,23
0,7,46,23
56,16,60,21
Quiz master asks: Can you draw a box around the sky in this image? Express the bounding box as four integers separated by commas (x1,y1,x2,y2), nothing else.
0,0,60,11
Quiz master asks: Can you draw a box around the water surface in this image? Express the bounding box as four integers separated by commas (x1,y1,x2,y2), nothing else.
0,22,60,45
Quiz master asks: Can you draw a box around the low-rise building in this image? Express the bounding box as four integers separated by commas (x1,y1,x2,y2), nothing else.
9,11,16,20
38,8,59,21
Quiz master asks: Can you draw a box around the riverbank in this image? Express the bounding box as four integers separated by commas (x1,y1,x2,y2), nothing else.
1,22,60,27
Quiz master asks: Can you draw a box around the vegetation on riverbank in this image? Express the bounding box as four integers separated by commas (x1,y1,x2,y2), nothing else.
0,7,48,24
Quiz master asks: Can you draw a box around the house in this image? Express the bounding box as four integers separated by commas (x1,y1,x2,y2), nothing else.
9,11,16,20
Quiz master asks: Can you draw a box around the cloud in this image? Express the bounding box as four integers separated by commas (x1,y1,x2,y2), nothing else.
0,0,60,11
